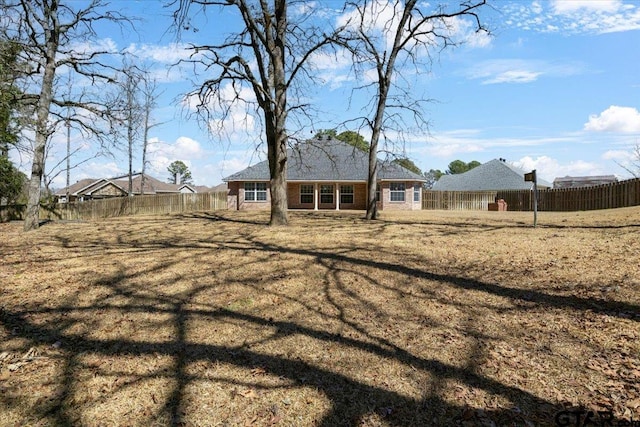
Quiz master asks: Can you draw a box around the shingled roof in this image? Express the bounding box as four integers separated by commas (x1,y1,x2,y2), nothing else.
55,173,207,197
223,138,426,182
432,159,552,191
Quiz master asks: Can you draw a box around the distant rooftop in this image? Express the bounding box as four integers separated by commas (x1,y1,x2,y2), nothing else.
432,159,553,191
553,175,618,189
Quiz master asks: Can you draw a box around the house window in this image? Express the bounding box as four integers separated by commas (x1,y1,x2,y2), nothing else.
320,184,334,204
245,182,267,201
340,185,354,204
390,183,405,202
414,185,421,202
300,184,314,204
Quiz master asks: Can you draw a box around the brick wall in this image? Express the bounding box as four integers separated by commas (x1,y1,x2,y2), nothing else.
287,183,313,209
227,181,271,211
380,181,422,211
229,181,422,211
287,182,367,210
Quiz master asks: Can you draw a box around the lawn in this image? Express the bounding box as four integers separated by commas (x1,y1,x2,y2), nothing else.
0,208,639,426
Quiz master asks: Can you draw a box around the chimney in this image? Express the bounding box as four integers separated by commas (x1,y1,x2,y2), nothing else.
176,172,181,185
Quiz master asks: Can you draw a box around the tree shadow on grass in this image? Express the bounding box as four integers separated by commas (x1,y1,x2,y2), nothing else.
0,303,561,426
1,217,638,426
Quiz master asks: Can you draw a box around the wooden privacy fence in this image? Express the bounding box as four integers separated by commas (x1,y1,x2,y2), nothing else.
1,192,228,222
422,190,497,210
423,177,640,211
498,178,640,211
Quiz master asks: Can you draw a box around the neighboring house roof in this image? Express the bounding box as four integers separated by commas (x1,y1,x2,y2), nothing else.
210,183,229,192
58,178,105,197
223,138,426,183
55,173,201,197
193,185,216,193
432,159,553,191
553,175,618,189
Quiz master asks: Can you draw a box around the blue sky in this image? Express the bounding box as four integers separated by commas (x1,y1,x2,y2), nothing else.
10,0,640,188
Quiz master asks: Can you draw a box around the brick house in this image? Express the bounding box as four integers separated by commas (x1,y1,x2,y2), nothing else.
223,138,425,211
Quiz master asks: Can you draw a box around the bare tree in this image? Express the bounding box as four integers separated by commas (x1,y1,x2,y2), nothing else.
0,0,130,231
172,0,346,226
631,143,640,178
139,74,163,196
342,0,489,219
616,140,640,178
111,60,165,197
112,59,144,197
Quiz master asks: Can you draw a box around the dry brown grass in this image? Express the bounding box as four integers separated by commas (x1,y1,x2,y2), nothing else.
1,208,639,426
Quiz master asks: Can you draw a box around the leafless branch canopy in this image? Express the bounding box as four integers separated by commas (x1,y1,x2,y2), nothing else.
1,0,133,146
171,0,349,142
343,0,489,145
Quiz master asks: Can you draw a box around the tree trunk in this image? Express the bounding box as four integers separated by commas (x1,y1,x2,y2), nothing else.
365,144,378,220
269,152,288,225
267,0,289,226
23,143,45,231
24,11,58,231
365,83,388,220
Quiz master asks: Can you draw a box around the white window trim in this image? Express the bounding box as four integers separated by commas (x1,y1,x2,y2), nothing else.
300,184,314,204
340,185,354,204
390,182,406,202
320,184,334,204
244,182,268,202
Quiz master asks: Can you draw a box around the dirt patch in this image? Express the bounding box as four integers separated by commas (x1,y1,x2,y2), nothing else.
1,208,639,426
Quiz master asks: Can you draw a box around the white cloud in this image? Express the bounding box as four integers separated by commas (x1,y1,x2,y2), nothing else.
125,42,193,64
513,155,605,181
503,0,640,34
602,148,639,177
67,38,118,56
551,0,622,14
337,0,491,57
412,129,579,160
602,149,632,161
584,106,640,133
484,70,541,84
337,0,397,34
307,49,355,90
466,59,582,84
218,157,253,176
466,29,493,48
52,161,124,189
146,136,205,177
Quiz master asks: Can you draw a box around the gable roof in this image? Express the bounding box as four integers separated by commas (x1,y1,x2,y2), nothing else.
55,173,205,197
432,159,553,191
223,138,425,183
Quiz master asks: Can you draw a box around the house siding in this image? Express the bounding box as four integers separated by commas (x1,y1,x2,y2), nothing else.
92,183,126,199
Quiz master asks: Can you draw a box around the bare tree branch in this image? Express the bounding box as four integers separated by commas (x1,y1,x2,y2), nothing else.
171,0,348,226
341,0,489,219
0,0,135,230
